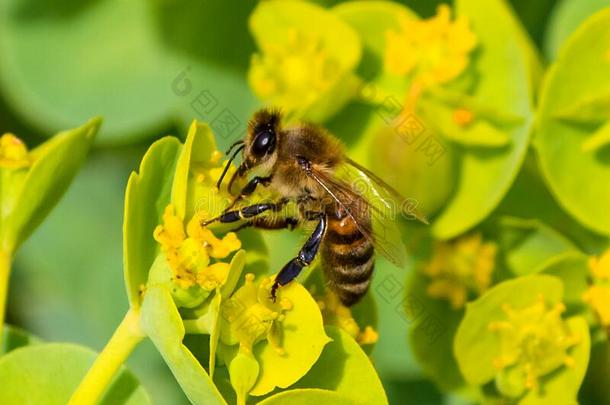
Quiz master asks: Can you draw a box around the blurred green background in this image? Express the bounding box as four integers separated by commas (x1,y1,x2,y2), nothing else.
1,0,609,403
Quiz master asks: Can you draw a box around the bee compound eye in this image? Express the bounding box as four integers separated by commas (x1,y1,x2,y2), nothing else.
252,129,276,156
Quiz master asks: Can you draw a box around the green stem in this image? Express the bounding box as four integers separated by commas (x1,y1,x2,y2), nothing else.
0,249,11,350
68,308,144,405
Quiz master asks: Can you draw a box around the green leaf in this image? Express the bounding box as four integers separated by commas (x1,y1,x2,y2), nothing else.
248,0,361,122
498,217,577,277
544,0,610,60
454,275,563,385
2,118,99,252
0,0,258,144
1,324,40,356
259,388,357,405
123,137,182,309
140,284,227,405
293,326,388,405
250,282,331,396
431,0,534,239
171,120,218,220
536,8,610,236
0,343,150,404
519,316,590,405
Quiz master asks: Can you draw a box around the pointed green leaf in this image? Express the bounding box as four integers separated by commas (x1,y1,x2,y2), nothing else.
140,285,226,405
3,118,99,252
123,136,182,309
171,121,218,220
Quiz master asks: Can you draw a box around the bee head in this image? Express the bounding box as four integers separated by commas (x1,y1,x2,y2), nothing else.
245,108,281,166
217,108,281,192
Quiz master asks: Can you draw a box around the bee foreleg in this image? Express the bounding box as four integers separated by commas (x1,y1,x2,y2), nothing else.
201,200,287,226
225,176,273,211
240,176,272,196
271,213,327,301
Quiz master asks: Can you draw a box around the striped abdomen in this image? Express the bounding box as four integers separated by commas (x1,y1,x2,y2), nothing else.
321,209,374,307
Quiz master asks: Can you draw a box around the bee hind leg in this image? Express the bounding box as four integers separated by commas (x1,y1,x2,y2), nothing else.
271,213,327,301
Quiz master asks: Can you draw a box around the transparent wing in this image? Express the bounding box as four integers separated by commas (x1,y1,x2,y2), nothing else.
306,159,427,268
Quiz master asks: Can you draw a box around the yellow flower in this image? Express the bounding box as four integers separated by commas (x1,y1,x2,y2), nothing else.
249,28,341,114
424,233,496,309
384,5,477,87
0,133,31,169
153,204,241,290
582,249,610,327
220,274,293,354
488,295,579,390
317,291,378,345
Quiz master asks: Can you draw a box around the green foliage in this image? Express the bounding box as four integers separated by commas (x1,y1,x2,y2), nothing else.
536,8,610,236
0,0,258,144
0,343,150,404
0,118,100,253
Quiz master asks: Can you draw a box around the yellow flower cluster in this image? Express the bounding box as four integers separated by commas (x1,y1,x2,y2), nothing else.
220,274,293,354
317,291,378,345
488,295,579,390
424,233,496,309
153,204,241,290
384,5,477,87
582,249,610,327
249,28,340,113
0,133,31,169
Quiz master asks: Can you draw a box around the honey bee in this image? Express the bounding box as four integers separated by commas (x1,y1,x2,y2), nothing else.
204,108,427,306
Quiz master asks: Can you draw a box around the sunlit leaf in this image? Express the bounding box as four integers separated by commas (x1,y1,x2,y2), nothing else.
140,282,226,405
431,0,534,238
123,137,182,308
2,118,99,252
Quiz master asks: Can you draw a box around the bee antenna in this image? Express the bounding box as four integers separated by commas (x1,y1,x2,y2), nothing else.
225,139,245,155
217,144,245,189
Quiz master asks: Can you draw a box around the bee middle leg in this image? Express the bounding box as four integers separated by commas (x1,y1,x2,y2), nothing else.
271,212,327,301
